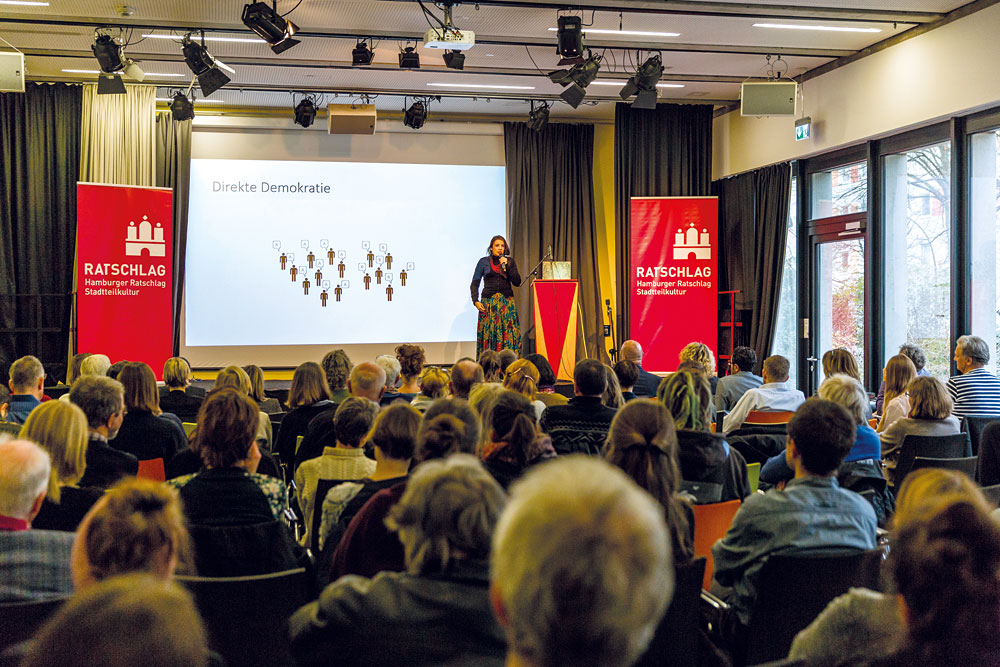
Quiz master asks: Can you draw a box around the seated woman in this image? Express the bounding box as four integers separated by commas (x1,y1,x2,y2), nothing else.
244,364,282,414
658,369,750,503
321,349,353,404
478,349,502,384
679,341,719,397
497,349,517,377
501,359,546,420
409,366,450,413
290,455,508,667
19,400,103,532
469,382,507,454
602,363,626,410
275,362,333,464
159,357,204,423
481,390,555,490
823,348,872,422
604,400,694,564
112,362,187,462
880,376,960,464
395,344,426,398
877,354,916,432
524,353,567,407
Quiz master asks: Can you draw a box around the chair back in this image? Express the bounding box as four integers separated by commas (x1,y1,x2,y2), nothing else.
295,435,304,454
744,410,795,425
679,480,723,504
182,422,197,437
309,478,352,554
893,432,972,487
961,415,1000,457
0,596,68,653
867,417,878,429
187,520,311,578
692,499,741,590
634,557,707,667
0,421,21,437
977,422,1000,486
136,457,166,482
177,568,311,667
746,462,761,493
744,550,881,665
910,456,978,478
981,483,1000,507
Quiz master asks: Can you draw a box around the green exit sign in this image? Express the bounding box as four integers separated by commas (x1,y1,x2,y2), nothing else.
795,116,811,141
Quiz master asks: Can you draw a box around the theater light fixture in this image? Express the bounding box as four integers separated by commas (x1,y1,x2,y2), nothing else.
403,99,427,129
182,33,233,96
555,15,584,65
293,96,318,128
242,2,301,54
549,52,601,108
443,50,465,70
398,45,420,69
169,91,195,121
352,40,375,66
527,101,550,132
92,34,125,73
620,54,664,109
96,74,126,95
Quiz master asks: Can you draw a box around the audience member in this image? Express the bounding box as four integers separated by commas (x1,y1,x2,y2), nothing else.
875,343,930,415
396,343,426,396
469,382,508,452
715,346,762,414
491,456,674,667
18,400,102,532
21,574,210,667
410,366,450,413
292,455,508,667
877,354,917,432
112,362,186,463
502,358,546,419
481,390,554,489
69,376,138,489
0,439,74,601
621,339,662,398
375,353,411,406
880,376,961,463
946,334,1000,417
321,348,353,403
106,360,128,380
7,355,45,424
449,357,484,400
823,348,873,421
275,361,333,464
80,354,111,379
525,353,568,407
659,370,750,503
613,359,640,402
0,384,10,421
158,357,204,423
680,341,718,396
295,397,378,547
497,348,517,376
478,349,502,383
605,400,694,563
420,398,481,458
65,353,92,390
722,355,805,432
602,363,626,409
539,359,618,456
214,365,273,451
712,398,878,626
244,363,282,414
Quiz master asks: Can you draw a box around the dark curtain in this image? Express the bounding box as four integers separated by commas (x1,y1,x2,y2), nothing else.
614,102,713,344
0,83,82,380
155,113,192,356
503,122,606,362
713,173,756,312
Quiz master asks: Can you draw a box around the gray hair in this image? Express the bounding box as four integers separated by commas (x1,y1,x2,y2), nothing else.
492,456,673,667
386,453,505,575
9,355,45,392
897,343,927,372
375,354,401,389
0,440,51,519
957,335,990,365
333,397,379,448
80,354,112,378
818,374,868,426
70,376,124,430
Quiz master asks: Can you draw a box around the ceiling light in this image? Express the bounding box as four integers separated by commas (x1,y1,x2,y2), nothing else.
141,72,187,78
590,80,684,88
352,40,374,66
242,2,301,54
169,92,195,121
548,27,680,38
0,1,49,5
527,102,550,132
403,100,427,129
142,33,265,43
92,34,125,73
549,53,601,108
426,83,536,90
443,50,465,70
398,46,420,69
293,97,317,128
752,23,882,33
62,69,101,74
620,54,664,109
556,15,584,65
182,34,232,96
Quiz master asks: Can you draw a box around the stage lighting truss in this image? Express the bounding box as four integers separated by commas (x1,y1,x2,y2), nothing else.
169,91,195,121
555,14,584,65
242,1,301,54
527,101,551,132
182,32,234,96
548,51,601,108
293,94,321,128
620,53,664,110
398,44,421,69
352,39,375,66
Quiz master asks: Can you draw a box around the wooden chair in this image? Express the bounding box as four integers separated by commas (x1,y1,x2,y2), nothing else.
744,410,795,425
910,455,978,478
692,499,741,590
136,457,166,482
893,432,972,487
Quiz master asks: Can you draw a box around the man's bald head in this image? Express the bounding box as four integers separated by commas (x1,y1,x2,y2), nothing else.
349,362,387,402
450,359,484,399
620,340,643,363
0,439,51,521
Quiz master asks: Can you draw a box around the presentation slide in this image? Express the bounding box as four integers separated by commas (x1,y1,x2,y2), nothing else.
182,158,505,366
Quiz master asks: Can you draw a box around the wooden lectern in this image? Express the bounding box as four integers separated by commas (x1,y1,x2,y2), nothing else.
532,279,579,381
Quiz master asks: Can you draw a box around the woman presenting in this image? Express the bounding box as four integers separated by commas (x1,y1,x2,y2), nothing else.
471,235,522,357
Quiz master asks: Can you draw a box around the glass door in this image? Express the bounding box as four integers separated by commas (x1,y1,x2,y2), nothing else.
817,238,866,375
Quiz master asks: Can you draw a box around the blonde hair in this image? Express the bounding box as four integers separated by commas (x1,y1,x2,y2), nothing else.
80,354,111,378
19,401,89,503
286,361,331,408
817,374,868,426
162,358,191,389
679,342,715,375
657,370,712,431
893,468,992,530
214,365,251,396
503,359,540,402
603,364,625,409
883,354,917,418
822,349,862,383
907,376,953,420
418,367,450,400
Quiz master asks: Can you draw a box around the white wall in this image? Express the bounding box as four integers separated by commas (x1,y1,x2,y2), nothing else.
714,3,1000,178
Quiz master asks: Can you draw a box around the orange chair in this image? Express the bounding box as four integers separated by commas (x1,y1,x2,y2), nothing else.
137,458,166,482
868,418,878,429
692,499,742,590
744,410,795,425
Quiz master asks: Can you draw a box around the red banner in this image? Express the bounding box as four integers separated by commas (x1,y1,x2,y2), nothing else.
77,183,174,379
630,197,718,374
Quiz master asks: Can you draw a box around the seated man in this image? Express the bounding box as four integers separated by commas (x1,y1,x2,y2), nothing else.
620,339,662,398
712,398,878,626
946,334,1000,418
538,359,618,456
491,456,674,667
449,357,484,401
69,376,139,489
722,355,805,433
715,346,763,414
7,355,46,425
613,360,640,402
0,439,75,601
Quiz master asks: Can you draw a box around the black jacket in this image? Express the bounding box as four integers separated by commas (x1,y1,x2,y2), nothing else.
675,429,751,503
78,434,139,489
113,411,187,462
538,396,618,456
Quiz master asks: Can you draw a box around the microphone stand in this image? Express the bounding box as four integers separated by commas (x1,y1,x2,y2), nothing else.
606,299,618,363
526,248,553,287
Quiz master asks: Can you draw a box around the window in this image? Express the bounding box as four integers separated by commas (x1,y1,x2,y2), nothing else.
817,239,866,374
810,161,867,219
970,130,1000,377
773,176,798,388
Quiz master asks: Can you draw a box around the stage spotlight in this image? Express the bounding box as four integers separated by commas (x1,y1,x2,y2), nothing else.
352,40,374,66
556,15,584,65
182,35,232,96
242,2,301,54
398,46,420,69
403,100,427,129
620,54,664,109
527,102,550,131
92,34,125,73
548,53,601,108
169,92,194,121
293,97,317,127
443,50,465,70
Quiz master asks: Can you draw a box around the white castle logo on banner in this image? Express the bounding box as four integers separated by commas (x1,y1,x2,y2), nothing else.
125,216,165,257
673,222,711,261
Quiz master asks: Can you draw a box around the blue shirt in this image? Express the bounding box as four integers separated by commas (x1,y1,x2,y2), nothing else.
6,394,41,425
759,425,881,485
715,371,764,413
